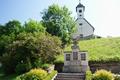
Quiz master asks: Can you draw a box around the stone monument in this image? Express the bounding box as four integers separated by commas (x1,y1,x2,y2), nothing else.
63,0,94,73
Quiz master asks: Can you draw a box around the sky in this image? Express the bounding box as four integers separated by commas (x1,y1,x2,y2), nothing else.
0,0,120,37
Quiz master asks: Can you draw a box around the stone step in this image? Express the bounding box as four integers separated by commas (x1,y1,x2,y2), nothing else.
54,78,83,80
54,73,85,80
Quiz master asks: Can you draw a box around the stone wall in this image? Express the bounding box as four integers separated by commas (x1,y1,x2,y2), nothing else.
89,62,120,74
55,62,120,74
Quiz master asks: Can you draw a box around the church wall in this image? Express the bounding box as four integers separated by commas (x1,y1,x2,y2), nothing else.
76,19,94,37
77,8,84,18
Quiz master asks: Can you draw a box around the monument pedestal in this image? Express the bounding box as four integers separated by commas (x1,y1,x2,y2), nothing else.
63,51,89,73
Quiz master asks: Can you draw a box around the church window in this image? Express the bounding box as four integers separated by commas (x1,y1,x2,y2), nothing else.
79,23,83,26
73,52,78,60
66,54,70,61
80,15,82,16
79,10,82,13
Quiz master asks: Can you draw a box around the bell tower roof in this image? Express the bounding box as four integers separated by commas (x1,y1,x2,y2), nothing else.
76,0,85,11
76,3,85,8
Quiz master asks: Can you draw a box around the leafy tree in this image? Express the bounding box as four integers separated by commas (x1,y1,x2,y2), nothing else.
0,34,15,56
0,25,6,36
1,32,62,74
4,20,22,35
42,4,76,46
24,19,46,33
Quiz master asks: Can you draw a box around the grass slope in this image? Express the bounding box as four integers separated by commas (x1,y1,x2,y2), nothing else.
56,37,120,63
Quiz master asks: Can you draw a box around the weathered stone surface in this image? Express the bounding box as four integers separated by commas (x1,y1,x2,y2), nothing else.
89,62,120,74
63,51,88,73
54,73,85,80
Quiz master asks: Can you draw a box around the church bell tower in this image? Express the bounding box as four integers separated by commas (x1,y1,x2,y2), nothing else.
76,0,85,19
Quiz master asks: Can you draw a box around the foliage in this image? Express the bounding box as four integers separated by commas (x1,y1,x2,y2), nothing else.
0,34,15,56
43,70,57,80
41,64,52,70
42,4,76,46
86,69,93,80
4,20,22,35
93,69,114,80
23,68,47,80
15,70,57,80
24,19,46,33
114,75,120,80
0,25,6,36
15,63,28,74
0,32,62,74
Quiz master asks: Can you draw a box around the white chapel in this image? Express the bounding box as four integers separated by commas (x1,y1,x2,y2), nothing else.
75,0,94,39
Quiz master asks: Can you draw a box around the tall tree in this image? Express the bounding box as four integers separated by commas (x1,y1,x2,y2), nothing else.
42,4,76,46
0,25,5,36
5,20,22,35
24,19,46,33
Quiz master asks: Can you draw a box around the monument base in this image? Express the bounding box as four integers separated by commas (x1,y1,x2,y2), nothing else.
63,65,88,73
63,51,89,73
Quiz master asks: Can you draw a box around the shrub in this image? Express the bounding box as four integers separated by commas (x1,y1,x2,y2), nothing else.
15,63,28,74
114,75,120,80
93,69,114,80
1,32,62,74
41,64,51,70
15,74,25,80
43,70,57,80
86,69,92,80
24,68,47,80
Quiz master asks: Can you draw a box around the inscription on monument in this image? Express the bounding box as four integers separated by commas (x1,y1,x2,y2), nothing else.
81,53,86,60
73,52,78,60
66,54,70,61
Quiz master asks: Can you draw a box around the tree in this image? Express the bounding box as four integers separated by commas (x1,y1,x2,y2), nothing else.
0,34,15,56
5,20,22,35
0,25,6,36
1,32,62,74
42,4,76,46
24,19,46,33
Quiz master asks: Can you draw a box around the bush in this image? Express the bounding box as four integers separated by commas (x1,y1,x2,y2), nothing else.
15,74,25,80
43,70,57,80
1,32,62,74
24,68,47,80
41,64,51,70
114,75,120,80
86,69,92,80
93,69,114,80
15,63,28,74
15,70,57,80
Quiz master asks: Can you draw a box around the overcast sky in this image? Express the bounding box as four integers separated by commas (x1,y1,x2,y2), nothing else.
0,0,120,37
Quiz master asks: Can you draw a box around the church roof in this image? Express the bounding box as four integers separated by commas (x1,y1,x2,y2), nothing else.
84,18,95,31
76,3,85,8
76,18,95,31
76,3,85,11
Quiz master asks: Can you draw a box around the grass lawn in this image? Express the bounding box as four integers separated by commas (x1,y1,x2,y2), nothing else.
55,37,120,63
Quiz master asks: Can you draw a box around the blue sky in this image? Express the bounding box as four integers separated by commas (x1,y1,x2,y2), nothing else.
0,0,120,37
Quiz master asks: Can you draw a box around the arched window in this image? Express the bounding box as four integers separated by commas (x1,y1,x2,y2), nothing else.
79,10,82,13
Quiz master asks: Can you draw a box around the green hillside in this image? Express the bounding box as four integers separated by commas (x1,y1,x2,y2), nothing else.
55,37,120,63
